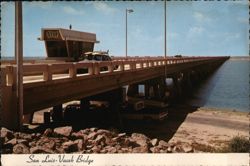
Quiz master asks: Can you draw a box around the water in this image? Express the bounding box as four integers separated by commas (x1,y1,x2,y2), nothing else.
188,59,250,112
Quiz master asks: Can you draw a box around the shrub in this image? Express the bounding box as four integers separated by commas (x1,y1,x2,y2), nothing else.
226,136,250,153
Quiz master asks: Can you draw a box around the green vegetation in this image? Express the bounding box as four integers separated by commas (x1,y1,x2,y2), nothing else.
225,136,249,152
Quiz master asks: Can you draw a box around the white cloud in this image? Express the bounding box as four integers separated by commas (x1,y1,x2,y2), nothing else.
237,17,248,24
27,1,53,9
224,33,240,42
193,11,212,23
62,6,85,15
189,26,204,35
92,2,116,14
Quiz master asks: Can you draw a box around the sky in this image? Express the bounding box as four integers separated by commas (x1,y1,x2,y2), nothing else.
1,1,249,57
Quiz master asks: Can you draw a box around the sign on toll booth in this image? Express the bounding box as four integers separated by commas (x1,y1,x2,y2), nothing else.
44,30,62,40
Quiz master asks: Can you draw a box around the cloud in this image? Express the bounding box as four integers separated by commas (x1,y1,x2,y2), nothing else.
189,26,204,35
237,17,248,24
92,2,116,14
193,11,212,23
62,6,85,15
223,33,240,42
26,1,53,9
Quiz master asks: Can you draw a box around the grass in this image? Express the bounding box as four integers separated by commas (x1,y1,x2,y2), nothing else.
192,136,250,153
219,136,250,153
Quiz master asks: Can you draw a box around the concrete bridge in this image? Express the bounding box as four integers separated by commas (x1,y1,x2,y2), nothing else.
1,56,229,129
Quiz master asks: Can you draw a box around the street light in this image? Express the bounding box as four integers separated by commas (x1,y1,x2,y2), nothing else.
126,9,134,59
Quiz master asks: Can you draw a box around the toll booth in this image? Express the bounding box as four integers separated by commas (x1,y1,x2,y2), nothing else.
38,28,99,61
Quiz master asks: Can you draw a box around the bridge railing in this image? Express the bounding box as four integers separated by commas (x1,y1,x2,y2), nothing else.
1,57,229,87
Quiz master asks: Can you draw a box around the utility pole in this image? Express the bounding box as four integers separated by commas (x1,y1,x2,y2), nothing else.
125,9,133,59
164,0,167,59
15,1,23,130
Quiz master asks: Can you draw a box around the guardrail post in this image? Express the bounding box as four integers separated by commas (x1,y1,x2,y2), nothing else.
120,62,124,71
108,62,113,73
88,63,94,75
94,62,100,75
43,64,52,81
69,64,76,78
6,66,14,86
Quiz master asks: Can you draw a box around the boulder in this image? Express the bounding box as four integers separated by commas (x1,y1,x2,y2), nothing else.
91,145,101,153
43,128,53,137
96,129,112,137
54,126,72,137
94,135,106,145
62,141,78,153
118,133,126,137
158,140,169,148
131,133,149,142
87,132,97,140
132,146,149,153
150,146,161,153
90,127,98,132
150,138,158,146
13,143,30,154
30,146,54,154
1,128,14,141
6,138,17,146
182,144,193,153
173,145,183,153
74,139,85,151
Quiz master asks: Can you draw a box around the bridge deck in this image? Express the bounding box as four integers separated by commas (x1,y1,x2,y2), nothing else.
1,57,229,115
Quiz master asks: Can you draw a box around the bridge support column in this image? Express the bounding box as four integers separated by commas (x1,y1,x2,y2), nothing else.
51,104,63,122
80,98,90,111
127,84,138,97
108,88,124,128
181,72,192,94
172,75,182,100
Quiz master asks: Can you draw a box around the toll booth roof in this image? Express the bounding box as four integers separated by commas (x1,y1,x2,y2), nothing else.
39,28,99,43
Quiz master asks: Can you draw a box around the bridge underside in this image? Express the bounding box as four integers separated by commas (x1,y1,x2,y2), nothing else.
1,57,228,129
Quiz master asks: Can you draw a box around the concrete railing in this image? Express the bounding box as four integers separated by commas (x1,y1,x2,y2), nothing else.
1,57,229,87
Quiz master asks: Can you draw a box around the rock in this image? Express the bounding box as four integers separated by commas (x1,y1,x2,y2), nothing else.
35,137,56,150
150,147,161,153
29,141,36,147
17,139,29,146
91,145,101,153
1,128,14,141
106,146,117,153
36,133,41,138
71,131,88,142
173,145,183,153
131,133,149,141
30,146,54,154
158,140,169,148
94,135,105,145
17,133,32,141
118,133,126,137
90,127,98,132
182,144,193,153
167,147,172,153
87,132,97,140
132,146,149,153
6,138,17,146
96,129,112,136
43,128,53,137
150,138,158,146
74,139,84,151
13,143,30,154
63,141,78,153
54,126,72,137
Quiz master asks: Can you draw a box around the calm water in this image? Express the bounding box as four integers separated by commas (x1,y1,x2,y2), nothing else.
187,59,250,112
